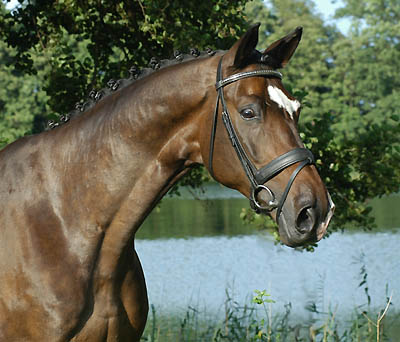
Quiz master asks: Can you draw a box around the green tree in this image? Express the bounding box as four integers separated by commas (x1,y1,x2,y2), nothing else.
331,0,400,135
327,0,400,225
0,0,248,118
0,3,49,147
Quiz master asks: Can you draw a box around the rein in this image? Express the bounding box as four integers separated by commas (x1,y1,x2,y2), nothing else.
209,57,315,219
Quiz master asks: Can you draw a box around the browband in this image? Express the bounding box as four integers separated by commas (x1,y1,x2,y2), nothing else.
215,69,283,90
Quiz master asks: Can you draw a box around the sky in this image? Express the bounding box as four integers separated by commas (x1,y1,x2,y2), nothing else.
312,0,351,34
314,0,343,15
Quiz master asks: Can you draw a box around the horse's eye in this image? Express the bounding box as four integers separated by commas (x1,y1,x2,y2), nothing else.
240,108,256,120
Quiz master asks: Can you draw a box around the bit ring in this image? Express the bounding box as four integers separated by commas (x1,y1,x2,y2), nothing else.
251,185,279,212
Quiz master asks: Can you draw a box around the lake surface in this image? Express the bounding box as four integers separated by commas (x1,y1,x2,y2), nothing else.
135,185,399,320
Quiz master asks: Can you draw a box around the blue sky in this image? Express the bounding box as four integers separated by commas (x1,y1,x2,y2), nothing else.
314,0,342,15
312,0,351,33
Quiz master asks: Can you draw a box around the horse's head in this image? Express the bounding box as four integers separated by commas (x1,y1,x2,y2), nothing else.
202,24,334,247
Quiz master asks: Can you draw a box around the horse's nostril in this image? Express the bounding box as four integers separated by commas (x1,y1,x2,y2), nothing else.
296,206,316,234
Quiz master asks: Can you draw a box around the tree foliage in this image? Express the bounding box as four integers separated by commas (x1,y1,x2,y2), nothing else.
0,0,247,117
0,3,50,146
0,0,399,243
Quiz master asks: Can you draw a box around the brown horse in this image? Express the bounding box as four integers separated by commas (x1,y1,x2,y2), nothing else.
0,24,334,341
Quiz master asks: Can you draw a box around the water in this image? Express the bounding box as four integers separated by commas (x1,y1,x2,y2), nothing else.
135,185,400,319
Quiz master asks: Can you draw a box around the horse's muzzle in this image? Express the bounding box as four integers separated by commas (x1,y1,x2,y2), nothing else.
277,191,335,247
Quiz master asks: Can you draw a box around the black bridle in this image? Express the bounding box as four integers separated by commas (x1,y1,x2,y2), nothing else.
209,57,315,219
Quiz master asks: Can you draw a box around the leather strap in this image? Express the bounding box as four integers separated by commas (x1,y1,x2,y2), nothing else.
276,158,312,219
208,91,220,178
255,148,314,185
215,69,282,90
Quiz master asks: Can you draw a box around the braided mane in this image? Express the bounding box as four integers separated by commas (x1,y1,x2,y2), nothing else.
47,48,218,130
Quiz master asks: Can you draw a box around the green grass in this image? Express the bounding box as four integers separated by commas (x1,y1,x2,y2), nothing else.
140,290,398,342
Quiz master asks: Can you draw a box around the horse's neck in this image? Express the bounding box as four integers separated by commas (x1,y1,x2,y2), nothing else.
55,56,214,233
52,57,216,285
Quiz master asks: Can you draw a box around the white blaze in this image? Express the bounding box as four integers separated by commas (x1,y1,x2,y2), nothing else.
267,85,301,120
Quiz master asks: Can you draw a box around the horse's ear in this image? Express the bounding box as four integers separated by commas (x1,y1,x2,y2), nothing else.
262,27,303,68
225,23,260,69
